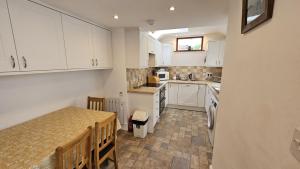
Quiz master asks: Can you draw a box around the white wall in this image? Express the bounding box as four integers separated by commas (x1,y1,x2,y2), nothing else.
160,33,225,66
0,70,105,129
213,0,300,169
102,28,129,129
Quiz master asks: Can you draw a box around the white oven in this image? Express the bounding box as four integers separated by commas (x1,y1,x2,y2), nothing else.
157,71,169,81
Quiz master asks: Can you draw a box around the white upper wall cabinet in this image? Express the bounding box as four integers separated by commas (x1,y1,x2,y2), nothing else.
125,28,148,68
91,25,113,68
8,0,66,71
148,36,156,54
162,43,172,66
218,41,225,66
139,32,148,68
205,40,225,67
154,40,163,66
62,15,93,69
0,0,18,72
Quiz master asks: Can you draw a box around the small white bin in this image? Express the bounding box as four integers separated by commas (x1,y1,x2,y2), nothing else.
132,110,148,138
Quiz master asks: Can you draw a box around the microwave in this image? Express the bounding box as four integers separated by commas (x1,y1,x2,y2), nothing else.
157,71,169,81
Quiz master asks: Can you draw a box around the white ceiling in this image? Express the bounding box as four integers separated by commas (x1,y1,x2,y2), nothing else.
39,0,229,31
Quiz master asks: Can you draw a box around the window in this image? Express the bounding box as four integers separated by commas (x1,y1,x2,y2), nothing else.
176,36,204,52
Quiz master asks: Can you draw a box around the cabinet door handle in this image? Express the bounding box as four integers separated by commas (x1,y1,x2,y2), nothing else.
10,55,16,69
22,56,27,69
91,59,95,66
96,59,98,66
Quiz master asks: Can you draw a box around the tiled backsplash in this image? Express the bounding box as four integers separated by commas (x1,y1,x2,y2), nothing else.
167,66,222,81
126,68,153,89
126,66,222,89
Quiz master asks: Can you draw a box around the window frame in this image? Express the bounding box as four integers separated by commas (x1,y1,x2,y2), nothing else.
176,36,204,52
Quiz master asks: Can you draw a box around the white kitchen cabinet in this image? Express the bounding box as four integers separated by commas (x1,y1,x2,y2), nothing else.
218,41,225,67
62,15,93,69
8,0,66,71
178,84,199,107
205,40,225,67
125,28,148,68
148,36,156,54
168,83,179,105
205,86,212,112
0,0,18,72
139,32,149,68
197,85,206,107
154,40,163,66
91,25,113,68
162,43,172,66
128,91,160,133
165,83,169,105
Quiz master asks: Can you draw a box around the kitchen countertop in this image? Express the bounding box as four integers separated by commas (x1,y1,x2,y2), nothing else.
127,81,168,94
127,80,221,98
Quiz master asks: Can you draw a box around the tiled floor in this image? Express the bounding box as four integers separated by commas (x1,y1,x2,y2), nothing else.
107,108,212,169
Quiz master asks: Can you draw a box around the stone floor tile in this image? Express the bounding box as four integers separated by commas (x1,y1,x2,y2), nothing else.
106,108,213,169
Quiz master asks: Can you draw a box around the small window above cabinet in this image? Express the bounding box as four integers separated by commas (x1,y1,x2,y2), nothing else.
176,36,204,52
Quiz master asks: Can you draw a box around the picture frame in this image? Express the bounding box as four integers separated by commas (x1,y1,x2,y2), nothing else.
241,0,275,34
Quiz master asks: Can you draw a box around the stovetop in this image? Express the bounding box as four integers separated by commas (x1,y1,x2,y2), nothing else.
143,83,162,88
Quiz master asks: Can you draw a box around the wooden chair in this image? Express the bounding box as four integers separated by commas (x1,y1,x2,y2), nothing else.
94,114,118,169
87,96,105,111
56,126,92,169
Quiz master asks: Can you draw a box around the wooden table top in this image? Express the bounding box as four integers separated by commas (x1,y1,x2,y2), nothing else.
0,107,115,169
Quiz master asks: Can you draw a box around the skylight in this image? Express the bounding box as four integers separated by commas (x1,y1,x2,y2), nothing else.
148,28,189,39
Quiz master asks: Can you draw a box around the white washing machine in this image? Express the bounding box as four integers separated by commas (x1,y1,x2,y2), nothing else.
207,93,218,146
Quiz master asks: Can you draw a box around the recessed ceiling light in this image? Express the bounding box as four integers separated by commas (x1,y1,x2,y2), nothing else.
169,6,175,11
114,14,119,20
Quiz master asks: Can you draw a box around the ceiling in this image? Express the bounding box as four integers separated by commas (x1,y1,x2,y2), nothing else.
39,0,229,31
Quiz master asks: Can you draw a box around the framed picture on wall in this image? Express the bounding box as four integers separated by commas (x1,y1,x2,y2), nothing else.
241,0,275,34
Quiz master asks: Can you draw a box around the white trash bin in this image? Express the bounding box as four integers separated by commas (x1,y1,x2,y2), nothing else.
132,110,148,138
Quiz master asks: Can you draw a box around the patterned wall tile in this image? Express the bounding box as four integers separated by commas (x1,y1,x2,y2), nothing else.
126,66,222,89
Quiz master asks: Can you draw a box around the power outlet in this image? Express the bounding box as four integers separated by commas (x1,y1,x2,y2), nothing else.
290,128,300,162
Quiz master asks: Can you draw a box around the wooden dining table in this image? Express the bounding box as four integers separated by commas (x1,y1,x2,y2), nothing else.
0,106,120,169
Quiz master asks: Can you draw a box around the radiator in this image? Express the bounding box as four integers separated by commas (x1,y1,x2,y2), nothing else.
105,98,126,125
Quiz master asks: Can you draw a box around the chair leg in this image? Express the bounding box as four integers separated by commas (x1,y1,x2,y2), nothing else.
113,150,118,169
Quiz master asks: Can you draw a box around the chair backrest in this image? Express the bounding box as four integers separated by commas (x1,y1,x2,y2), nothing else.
56,126,92,169
87,96,105,111
95,113,117,156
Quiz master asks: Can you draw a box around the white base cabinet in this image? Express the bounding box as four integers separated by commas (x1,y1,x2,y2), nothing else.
128,92,160,133
205,86,213,112
197,85,206,107
168,83,207,108
168,83,179,105
178,84,199,107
